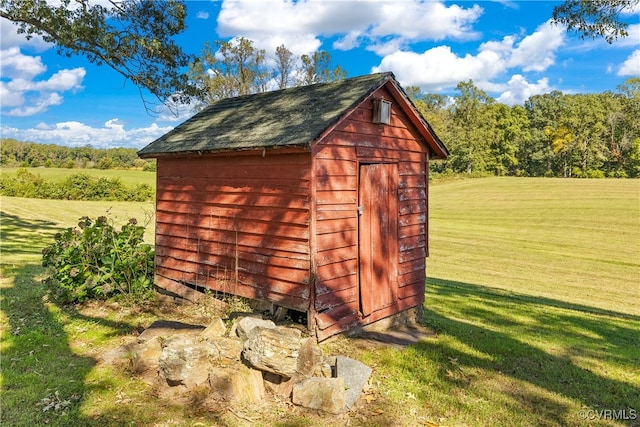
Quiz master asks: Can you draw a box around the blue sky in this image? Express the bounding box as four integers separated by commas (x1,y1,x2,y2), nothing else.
1,0,638,149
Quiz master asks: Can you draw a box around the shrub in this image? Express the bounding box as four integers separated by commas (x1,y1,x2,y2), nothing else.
42,215,155,303
0,169,154,201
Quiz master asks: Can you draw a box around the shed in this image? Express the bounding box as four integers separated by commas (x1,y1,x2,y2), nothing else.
138,72,448,341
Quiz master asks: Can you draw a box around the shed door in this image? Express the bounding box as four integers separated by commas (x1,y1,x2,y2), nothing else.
358,163,399,316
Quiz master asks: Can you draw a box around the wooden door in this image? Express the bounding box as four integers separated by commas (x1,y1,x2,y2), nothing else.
358,163,399,316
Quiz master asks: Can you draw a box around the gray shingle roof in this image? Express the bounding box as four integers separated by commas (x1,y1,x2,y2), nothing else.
138,72,395,157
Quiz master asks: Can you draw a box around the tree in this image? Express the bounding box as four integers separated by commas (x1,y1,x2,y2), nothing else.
189,40,347,108
552,0,639,43
188,38,269,108
524,91,567,176
274,44,296,90
0,0,196,113
448,80,495,174
298,51,347,86
490,104,530,176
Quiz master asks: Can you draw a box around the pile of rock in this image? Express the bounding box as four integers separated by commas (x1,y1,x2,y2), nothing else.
130,316,372,414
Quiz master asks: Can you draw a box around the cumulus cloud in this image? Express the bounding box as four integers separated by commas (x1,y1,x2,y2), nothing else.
373,45,504,92
217,0,483,56
0,47,85,117
373,18,565,101
495,75,553,105
506,20,565,71
618,49,640,76
0,119,174,149
0,17,50,52
0,47,47,78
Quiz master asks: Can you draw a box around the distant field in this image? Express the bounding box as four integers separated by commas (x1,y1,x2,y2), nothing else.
428,177,640,316
0,167,156,187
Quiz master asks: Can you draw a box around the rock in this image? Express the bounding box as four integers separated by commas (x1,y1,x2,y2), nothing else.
200,317,227,339
210,337,244,361
292,377,346,414
262,372,299,398
159,336,218,387
296,337,323,377
137,320,204,343
131,336,163,373
335,355,372,409
208,363,265,403
235,317,276,341
242,326,302,378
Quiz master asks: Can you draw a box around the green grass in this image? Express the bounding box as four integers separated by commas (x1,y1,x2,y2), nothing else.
428,177,640,316
0,167,156,187
1,177,639,426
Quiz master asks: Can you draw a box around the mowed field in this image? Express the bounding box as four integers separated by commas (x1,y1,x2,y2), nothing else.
1,176,638,426
427,177,639,316
0,167,156,187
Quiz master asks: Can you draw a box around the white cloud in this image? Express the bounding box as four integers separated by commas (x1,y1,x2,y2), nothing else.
4,93,63,117
373,18,565,99
217,0,483,56
372,45,505,92
618,49,640,76
196,10,210,20
506,20,565,72
0,47,85,117
616,23,640,48
0,120,174,149
0,47,47,78
494,75,553,105
0,17,50,52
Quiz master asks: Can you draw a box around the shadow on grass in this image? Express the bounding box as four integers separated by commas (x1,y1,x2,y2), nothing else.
0,211,60,258
1,213,182,426
415,278,640,425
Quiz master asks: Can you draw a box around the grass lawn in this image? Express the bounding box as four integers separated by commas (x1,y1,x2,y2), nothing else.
1,177,639,426
0,167,156,187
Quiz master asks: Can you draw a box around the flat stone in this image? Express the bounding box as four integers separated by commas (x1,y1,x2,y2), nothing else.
235,317,276,341
208,363,265,403
262,372,300,398
292,377,346,414
137,320,205,343
159,336,219,387
242,326,302,378
200,317,227,339
210,337,243,361
296,337,323,377
131,336,163,374
335,355,372,409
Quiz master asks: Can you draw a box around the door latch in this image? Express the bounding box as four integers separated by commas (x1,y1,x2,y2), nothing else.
357,206,363,216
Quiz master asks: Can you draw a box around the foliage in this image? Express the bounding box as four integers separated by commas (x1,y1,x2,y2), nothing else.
0,168,154,201
41,215,155,303
552,0,639,43
410,78,640,178
0,0,197,113
0,138,155,169
188,37,346,109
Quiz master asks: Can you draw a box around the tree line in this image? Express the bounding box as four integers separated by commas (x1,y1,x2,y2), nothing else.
2,76,639,179
0,139,155,171
412,78,640,178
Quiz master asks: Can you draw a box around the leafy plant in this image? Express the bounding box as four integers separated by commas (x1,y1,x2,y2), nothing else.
0,168,154,201
42,215,155,303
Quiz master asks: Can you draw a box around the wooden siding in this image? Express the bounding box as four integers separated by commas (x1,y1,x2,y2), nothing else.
154,152,312,310
312,85,428,340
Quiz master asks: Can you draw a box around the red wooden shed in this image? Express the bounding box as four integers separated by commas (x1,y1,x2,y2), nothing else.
138,72,448,341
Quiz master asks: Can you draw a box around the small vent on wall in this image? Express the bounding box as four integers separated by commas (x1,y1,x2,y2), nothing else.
372,98,391,124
